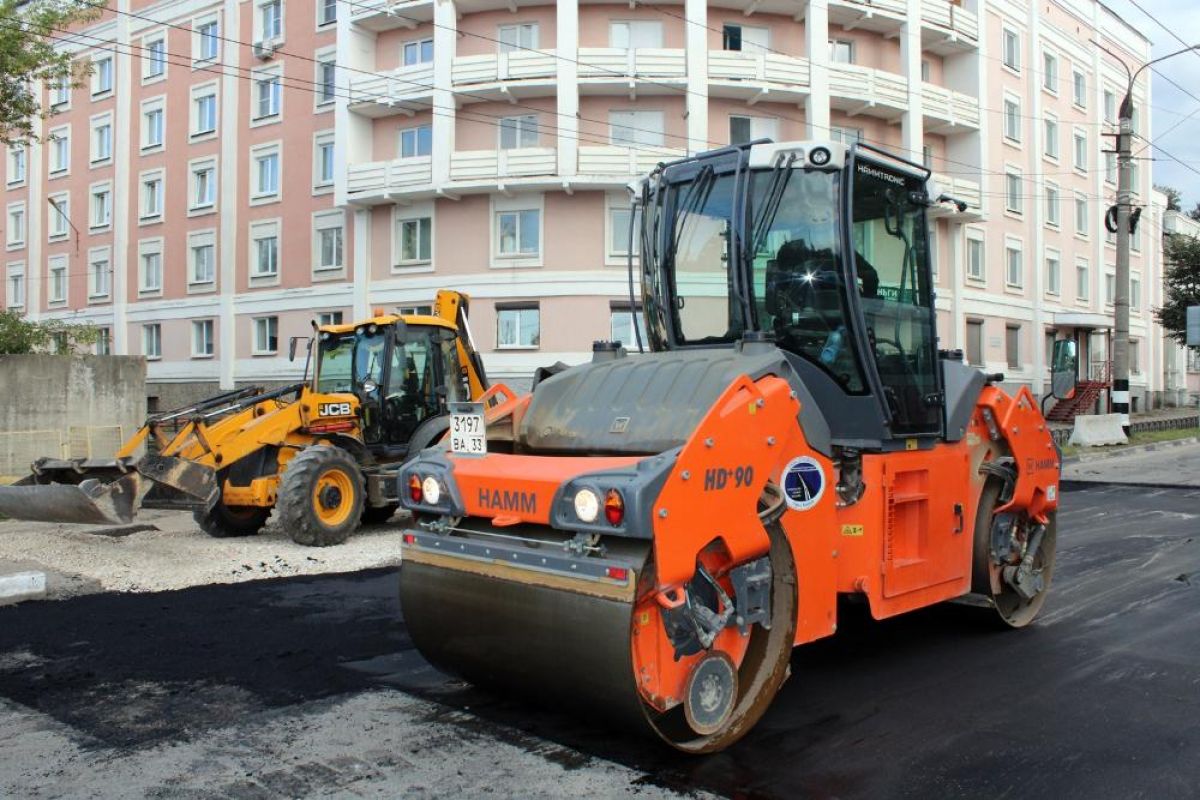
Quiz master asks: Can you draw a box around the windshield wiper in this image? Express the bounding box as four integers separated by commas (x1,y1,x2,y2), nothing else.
670,164,716,254
747,153,797,261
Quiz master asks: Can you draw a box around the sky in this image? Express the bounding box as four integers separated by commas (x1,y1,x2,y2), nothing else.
1107,0,1200,210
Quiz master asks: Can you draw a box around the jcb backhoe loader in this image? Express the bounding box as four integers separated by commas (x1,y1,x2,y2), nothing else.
0,289,511,546
395,142,1066,751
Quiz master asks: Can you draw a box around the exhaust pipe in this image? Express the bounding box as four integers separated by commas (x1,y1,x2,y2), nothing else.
0,456,218,526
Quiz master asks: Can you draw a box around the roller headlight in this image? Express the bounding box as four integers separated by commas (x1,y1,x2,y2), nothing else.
421,476,442,505
573,488,600,523
809,146,831,166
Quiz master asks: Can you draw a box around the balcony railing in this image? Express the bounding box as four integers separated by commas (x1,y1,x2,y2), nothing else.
578,145,686,175
708,51,811,88
921,0,979,45
577,48,687,80
452,50,557,86
348,63,434,110
450,148,557,181
828,64,907,114
349,0,434,31
921,82,981,130
347,156,432,198
831,0,906,16
931,173,982,213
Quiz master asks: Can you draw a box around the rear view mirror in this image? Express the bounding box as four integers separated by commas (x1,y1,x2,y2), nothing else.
288,337,300,362
1050,339,1077,399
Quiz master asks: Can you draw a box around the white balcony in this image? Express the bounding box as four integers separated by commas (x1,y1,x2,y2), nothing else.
826,0,907,34
708,52,811,102
348,63,434,117
347,157,432,203
921,0,979,53
349,0,434,32
920,82,981,132
577,48,687,94
577,145,686,176
828,64,907,119
449,148,558,183
930,173,982,219
451,50,557,99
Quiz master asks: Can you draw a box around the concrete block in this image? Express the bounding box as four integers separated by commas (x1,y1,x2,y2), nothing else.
0,571,47,604
1069,414,1129,447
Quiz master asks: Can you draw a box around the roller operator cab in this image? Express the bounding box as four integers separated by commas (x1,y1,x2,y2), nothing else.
397,142,1061,753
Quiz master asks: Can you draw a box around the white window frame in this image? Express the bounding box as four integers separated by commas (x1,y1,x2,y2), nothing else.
191,83,219,140
1002,27,1020,72
965,228,985,282
187,229,217,290
499,114,539,150
194,15,220,63
609,109,665,147
139,168,165,223
402,37,433,66
828,38,855,64
1004,167,1023,215
1044,181,1060,228
605,195,640,265
399,124,432,158
1004,238,1023,289
495,304,541,349
1072,128,1087,173
1103,88,1116,124
1075,258,1090,302
138,238,164,296
48,125,70,176
6,202,26,250
312,210,345,275
46,255,67,305
5,261,25,309
192,319,215,358
48,192,70,241
252,316,279,355
1002,93,1021,143
142,32,168,82
393,202,434,271
50,75,71,110
257,0,284,43
90,112,114,166
249,218,282,284
89,181,112,231
314,48,336,110
1131,274,1141,312
313,130,335,192
491,194,544,268
497,22,538,53
729,115,779,146
252,66,283,124
1043,113,1059,161
142,324,162,360
609,304,647,348
250,141,282,204
1045,248,1061,297
189,156,217,214
317,311,344,326
1072,68,1087,108
92,54,114,97
609,20,664,50
1074,193,1089,238
1042,50,1058,95
88,245,111,301
7,145,26,187
317,0,336,27
141,97,165,152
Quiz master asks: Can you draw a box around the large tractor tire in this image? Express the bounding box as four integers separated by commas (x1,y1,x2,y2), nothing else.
194,501,270,538
276,445,365,547
971,477,1057,628
361,503,400,525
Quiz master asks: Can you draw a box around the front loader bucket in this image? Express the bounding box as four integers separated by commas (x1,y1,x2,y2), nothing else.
0,456,218,526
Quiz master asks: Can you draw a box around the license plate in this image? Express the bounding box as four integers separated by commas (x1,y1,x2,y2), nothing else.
449,402,486,456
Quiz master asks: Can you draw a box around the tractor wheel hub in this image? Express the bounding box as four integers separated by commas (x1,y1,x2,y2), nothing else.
685,651,738,735
318,485,343,510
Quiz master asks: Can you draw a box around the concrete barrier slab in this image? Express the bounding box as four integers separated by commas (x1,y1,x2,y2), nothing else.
0,570,47,604
1069,414,1129,447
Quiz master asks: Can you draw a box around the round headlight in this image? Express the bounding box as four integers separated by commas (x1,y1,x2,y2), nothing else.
573,488,600,523
809,147,831,166
421,476,441,505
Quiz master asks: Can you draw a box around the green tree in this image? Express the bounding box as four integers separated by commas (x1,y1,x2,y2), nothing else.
1156,185,1182,212
0,0,99,146
1155,234,1200,346
0,310,98,354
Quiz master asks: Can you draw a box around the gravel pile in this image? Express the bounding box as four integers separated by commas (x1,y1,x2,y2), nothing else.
0,510,408,598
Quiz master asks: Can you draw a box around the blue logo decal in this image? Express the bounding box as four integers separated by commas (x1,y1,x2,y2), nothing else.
782,456,825,511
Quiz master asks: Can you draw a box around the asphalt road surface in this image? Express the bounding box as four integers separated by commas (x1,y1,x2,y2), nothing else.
2,482,1198,799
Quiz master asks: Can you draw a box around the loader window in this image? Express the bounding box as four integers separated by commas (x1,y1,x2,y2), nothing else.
669,173,746,345
851,161,941,434
316,333,355,393
381,331,446,444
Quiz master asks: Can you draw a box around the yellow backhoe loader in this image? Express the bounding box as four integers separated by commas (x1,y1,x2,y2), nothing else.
0,289,510,546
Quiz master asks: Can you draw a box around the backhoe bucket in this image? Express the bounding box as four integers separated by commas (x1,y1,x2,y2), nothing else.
0,456,218,526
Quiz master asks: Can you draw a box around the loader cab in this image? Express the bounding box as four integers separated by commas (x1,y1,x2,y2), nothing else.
314,319,467,454
638,140,943,446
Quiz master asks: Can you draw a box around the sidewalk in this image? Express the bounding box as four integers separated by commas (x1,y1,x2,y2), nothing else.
1062,438,1200,489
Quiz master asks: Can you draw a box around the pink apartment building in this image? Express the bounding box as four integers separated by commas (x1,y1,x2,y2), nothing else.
0,0,1177,410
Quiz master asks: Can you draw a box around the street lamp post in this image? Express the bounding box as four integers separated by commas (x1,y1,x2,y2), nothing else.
1100,42,1200,433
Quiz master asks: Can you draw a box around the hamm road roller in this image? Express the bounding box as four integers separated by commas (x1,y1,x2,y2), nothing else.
396,141,1062,752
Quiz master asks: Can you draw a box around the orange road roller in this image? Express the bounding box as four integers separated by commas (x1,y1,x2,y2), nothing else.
397,140,1063,753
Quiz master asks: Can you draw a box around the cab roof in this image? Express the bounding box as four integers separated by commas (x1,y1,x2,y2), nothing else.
317,313,456,335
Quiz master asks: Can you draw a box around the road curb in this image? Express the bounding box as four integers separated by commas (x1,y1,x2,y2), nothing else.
1061,479,1200,492
0,571,47,604
1061,435,1200,464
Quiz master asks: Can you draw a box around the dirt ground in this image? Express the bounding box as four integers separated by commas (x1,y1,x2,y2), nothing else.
0,510,408,599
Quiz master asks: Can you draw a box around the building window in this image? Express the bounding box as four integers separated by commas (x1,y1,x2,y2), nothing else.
1076,260,1089,300
496,305,540,348
499,115,539,149
145,37,166,78
189,234,216,285
922,145,933,169
49,129,69,174
1043,116,1058,159
828,39,854,64
1005,170,1022,214
1046,253,1061,296
251,222,280,277
50,77,70,108
198,19,220,61
397,305,432,316
192,320,215,357
1042,51,1058,93
920,59,931,82
609,205,640,258
143,324,162,359
48,195,69,239
1073,130,1087,171
143,104,164,150
313,212,344,272
96,328,111,355
91,116,112,163
396,216,432,265
140,247,163,294
1003,96,1021,142
610,305,646,348
1005,326,1020,370
253,316,279,354
316,59,336,105
6,204,25,248
253,147,280,198
1130,339,1140,374
318,0,336,26
255,73,281,120
609,110,665,147
317,311,343,326
1002,28,1019,71
1075,195,1088,236
260,0,282,41
1131,276,1141,310
1005,243,1022,288
403,38,433,65
496,209,540,256
90,185,111,229
314,133,335,187
48,256,67,303
1104,151,1116,184
966,320,984,366
5,262,24,309
722,24,769,53
1072,69,1087,107
829,127,863,146
89,252,110,299
7,146,26,185
729,115,778,145
498,23,537,52
966,233,984,280
1103,89,1116,124
141,173,163,221
194,90,218,136
610,20,663,49
1104,272,1115,306
93,56,113,95
191,160,216,210
1045,183,1060,227
399,124,432,157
